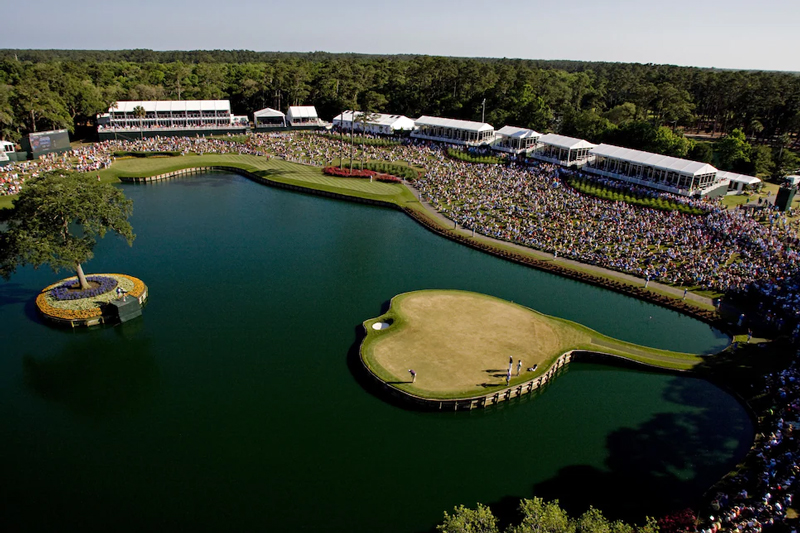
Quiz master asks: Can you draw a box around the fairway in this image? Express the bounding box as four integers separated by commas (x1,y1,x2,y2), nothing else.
360,290,707,401
102,154,403,196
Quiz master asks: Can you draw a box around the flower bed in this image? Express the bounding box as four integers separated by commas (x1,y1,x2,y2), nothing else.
36,273,147,325
50,275,118,301
322,166,403,183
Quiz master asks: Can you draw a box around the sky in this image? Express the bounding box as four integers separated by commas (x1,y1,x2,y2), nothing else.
2,0,798,71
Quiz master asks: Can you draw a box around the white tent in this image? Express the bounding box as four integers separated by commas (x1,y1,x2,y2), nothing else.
533,134,596,166
286,106,320,126
587,144,720,195
332,111,415,134
493,126,541,154
716,171,761,194
411,115,494,145
253,108,286,128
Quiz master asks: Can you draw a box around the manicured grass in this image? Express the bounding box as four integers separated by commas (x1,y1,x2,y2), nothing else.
99,154,417,203
361,290,706,400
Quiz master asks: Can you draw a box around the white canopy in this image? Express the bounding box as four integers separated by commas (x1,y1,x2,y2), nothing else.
254,108,286,118
109,100,231,113
496,126,540,139
415,115,493,133
538,134,596,150
591,144,717,176
334,111,412,126
716,171,761,186
287,106,318,119
0,140,15,151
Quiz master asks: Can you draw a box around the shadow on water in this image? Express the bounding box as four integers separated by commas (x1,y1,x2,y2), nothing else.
22,333,159,418
0,283,41,313
504,375,753,524
345,323,427,412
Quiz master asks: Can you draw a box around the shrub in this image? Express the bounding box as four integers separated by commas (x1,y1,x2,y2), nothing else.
113,151,182,158
447,148,503,165
323,166,404,183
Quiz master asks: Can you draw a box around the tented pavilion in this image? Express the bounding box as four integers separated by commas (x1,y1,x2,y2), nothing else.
532,134,596,166
492,126,541,154
717,171,761,195
332,111,416,135
586,144,720,196
102,100,246,130
253,108,286,129
411,116,495,146
286,106,321,127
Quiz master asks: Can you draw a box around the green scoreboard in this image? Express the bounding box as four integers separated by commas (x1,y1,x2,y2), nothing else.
21,129,71,159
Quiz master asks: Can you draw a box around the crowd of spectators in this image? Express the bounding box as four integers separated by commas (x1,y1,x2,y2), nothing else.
2,131,799,332
0,135,266,195
704,361,800,533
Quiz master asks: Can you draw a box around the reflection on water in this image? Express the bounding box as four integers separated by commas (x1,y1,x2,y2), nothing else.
23,335,158,417
530,374,751,521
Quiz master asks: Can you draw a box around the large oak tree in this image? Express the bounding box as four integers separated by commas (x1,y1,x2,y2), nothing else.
0,170,134,289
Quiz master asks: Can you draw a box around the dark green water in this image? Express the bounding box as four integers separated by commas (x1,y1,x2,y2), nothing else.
0,172,750,532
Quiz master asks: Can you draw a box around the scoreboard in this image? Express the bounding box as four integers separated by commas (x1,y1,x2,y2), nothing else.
23,129,71,158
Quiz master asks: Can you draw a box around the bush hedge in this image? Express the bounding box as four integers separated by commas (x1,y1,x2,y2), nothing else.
566,176,707,216
327,134,401,147
446,148,503,165
113,151,182,158
322,166,403,183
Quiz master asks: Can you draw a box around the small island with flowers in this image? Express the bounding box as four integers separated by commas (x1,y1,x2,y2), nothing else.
36,273,148,327
0,170,143,327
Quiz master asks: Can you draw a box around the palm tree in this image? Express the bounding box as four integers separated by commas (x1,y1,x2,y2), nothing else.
355,110,380,173
133,105,146,140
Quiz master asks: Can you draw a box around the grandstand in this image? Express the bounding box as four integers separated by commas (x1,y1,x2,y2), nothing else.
411,116,495,146
97,100,248,139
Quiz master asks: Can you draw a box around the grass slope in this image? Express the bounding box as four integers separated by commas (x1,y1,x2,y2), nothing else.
361,290,706,400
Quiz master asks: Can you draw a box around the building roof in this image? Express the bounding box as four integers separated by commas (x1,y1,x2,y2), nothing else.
538,133,596,150
333,111,414,127
716,171,761,185
415,115,494,133
0,140,15,149
109,100,231,113
287,106,318,119
496,126,540,139
253,107,286,118
591,144,717,176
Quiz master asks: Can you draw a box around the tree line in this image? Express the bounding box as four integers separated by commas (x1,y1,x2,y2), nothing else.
0,50,798,176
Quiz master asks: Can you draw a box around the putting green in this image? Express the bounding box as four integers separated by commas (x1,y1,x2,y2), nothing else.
360,290,707,401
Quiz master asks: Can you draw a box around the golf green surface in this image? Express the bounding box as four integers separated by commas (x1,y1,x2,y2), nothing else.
361,290,706,400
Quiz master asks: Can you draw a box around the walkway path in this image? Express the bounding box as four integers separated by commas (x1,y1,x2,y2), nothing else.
403,181,716,309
